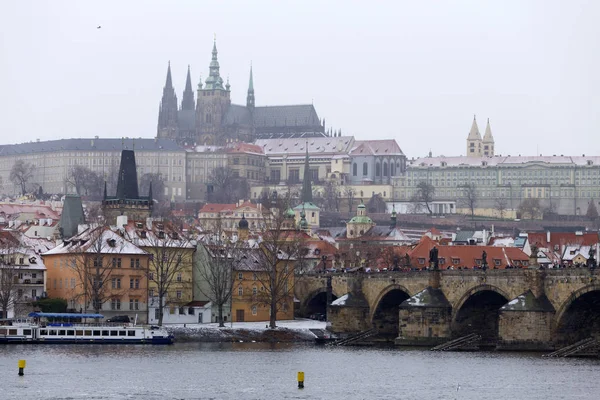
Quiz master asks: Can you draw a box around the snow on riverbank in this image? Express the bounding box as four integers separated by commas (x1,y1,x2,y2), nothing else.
166,319,327,343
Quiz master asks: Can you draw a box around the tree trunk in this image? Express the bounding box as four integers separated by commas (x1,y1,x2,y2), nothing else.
158,296,164,326
269,299,277,329
218,304,224,327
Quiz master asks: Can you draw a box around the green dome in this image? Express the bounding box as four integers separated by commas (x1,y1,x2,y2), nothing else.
284,208,295,219
349,215,373,224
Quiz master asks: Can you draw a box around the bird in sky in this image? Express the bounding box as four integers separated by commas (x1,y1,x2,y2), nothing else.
97,25,101,29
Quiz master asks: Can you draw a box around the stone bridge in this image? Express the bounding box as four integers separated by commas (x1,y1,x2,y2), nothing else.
295,269,600,350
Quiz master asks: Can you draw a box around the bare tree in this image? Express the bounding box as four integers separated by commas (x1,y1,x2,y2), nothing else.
459,183,478,221
142,225,195,326
494,197,508,219
248,194,306,328
208,166,249,203
68,226,127,313
519,198,542,220
343,187,355,213
65,165,102,197
10,159,35,195
411,181,435,215
195,226,244,327
321,180,341,212
586,199,599,222
140,172,165,202
0,233,23,318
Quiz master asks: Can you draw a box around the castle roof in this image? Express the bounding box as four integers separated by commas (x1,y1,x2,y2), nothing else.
350,140,404,156
0,138,183,156
467,116,482,141
483,118,494,143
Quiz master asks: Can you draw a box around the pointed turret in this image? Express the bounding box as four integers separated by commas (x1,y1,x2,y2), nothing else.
246,65,255,110
301,143,313,203
467,115,482,140
466,115,483,157
115,150,140,200
482,118,495,157
181,65,195,111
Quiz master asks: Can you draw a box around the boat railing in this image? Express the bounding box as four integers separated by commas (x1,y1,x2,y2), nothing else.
40,322,136,328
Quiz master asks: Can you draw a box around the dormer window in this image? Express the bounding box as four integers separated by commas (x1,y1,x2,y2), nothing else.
158,231,165,239
107,238,117,248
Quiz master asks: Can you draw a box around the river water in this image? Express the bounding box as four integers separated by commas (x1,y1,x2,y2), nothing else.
1,343,599,400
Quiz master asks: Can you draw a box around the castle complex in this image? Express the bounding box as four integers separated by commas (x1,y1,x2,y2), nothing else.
156,40,327,145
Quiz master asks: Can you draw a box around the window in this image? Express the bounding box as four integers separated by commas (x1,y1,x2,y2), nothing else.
135,259,140,268
376,163,381,176
238,286,243,296
112,278,121,289
363,162,368,176
111,298,121,310
177,273,182,282
252,286,257,295
251,305,257,316
149,289,154,297
149,272,154,280
129,299,139,310
252,273,257,281
176,291,182,299
353,163,357,176
112,258,122,268
238,272,243,280
130,258,135,268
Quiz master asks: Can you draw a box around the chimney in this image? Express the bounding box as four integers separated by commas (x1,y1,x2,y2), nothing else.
116,215,128,228
546,231,551,244
146,217,153,230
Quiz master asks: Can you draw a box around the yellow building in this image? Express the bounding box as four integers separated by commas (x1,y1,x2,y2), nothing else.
42,226,150,322
120,218,196,324
231,249,294,322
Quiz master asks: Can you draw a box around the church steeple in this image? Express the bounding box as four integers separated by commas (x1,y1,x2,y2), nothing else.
181,65,195,111
246,64,255,110
466,115,483,157
482,118,495,157
157,61,179,139
301,142,313,203
204,39,224,90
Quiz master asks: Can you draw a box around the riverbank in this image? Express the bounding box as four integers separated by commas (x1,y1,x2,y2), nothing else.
166,319,327,343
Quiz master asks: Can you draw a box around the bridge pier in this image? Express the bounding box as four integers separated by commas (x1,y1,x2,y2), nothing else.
328,275,371,333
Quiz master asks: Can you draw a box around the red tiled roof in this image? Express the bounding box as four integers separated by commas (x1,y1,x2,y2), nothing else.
199,203,236,213
409,236,529,269
528,232,599,249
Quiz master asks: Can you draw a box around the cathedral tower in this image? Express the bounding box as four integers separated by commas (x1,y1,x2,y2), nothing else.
466,115,483,157
181,65,195,111
246,65,255,110
157,62,179,139
195,39,231,145
482,118,495,157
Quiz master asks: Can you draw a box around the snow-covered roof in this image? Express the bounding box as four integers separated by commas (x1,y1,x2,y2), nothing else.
42,227,148,256
408,155,600,168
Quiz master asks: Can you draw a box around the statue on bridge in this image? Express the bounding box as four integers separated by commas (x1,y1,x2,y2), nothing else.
481,250,488,271
429,246,439,270
588,247,597,270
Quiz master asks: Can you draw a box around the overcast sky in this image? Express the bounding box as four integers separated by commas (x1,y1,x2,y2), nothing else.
1,1,599,158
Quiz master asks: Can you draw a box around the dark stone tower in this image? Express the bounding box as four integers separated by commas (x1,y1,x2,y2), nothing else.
195,39,231,145
103,150,153,223
157,62,179,139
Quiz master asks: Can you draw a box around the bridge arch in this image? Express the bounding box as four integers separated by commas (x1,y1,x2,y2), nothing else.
370,284,412,340
554,283,600,344
301,287,339,319
452,284,510,346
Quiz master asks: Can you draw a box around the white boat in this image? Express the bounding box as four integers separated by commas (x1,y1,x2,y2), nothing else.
0,313,174,345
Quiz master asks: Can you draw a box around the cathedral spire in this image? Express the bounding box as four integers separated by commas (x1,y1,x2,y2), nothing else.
301,142,313,203
181,65,195,110
165,61,173,88
157,62,178,138
246,64,255,109
204,38,224,90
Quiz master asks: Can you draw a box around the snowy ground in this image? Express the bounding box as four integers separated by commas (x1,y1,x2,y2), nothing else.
166,319,328,342
168,319,327,330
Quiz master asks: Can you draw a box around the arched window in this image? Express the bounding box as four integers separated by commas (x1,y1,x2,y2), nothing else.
376,163,381,176
383,162,388,176
353,163,357,176
363,162,368,176
205,113,212,123
390,163,395,176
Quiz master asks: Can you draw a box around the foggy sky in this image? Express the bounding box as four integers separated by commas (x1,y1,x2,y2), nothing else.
1,0,599,159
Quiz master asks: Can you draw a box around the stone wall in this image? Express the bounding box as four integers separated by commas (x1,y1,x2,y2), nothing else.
498,310,554,350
